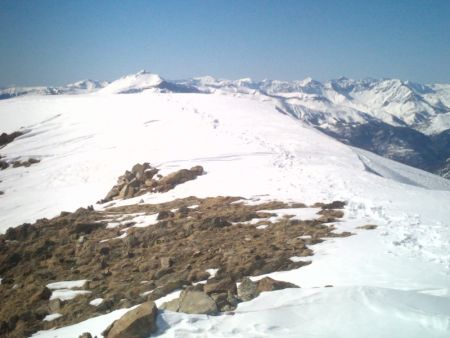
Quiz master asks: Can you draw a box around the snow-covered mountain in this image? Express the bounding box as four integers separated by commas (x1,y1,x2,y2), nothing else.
1,71,449,178
98,70,198,94
177,75,450,178
0,79,108,99
1,85,450,337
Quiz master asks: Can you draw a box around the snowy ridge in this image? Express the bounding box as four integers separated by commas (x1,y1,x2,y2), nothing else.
0,80,107,99
98,70,164,94
1,73,450,337
98,70,199,94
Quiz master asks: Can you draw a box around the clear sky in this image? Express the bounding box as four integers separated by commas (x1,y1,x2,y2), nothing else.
0,0,449,86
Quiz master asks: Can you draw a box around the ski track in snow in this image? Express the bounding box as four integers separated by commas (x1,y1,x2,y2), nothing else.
0,92,449,337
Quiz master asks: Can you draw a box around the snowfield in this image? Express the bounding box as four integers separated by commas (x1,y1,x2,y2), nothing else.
1,88,450,337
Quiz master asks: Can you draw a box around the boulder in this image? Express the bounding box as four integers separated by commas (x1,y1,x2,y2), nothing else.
131,163,147,181
156,166,204,193
237,277,259,301
0,131,23,146
104,301,158,338
204,277,237,295
161,289,218,315
144,168,158,180
78,333,93,338
256,277,299,292
159,297,180,312
190,166,204,175
178,290,218,315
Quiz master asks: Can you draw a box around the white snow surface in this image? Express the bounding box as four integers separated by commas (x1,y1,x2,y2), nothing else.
46,280,88,290
49,289,91,301
98,70,164,94
0,89,449,337
42,313,63,322
89,298,104,307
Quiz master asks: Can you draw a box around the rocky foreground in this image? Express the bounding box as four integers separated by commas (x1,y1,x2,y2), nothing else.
0,163,363,337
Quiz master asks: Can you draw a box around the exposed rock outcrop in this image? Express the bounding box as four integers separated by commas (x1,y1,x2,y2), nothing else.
0,131,23,147
0,164,351,337
99,163,204,203
104,301,157,338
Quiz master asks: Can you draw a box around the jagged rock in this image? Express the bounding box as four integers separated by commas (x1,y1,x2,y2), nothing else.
156,166,204,192
144,168,158,180
237,277,259,301
204,277,237,295
131,163,148,181
104,301,157,338
256,277,299,292
100,164,203,203
0,131,23,146
118,184,132,199
105,186,120,201
0,160,8,170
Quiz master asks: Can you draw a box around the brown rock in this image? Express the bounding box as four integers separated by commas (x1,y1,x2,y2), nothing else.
317,209,344,218
256,277,299,292
31,287,52,302
160,257,173,269
79,333,93,338
105,301,158,338
190,166,204,175
204,277,237,295
176,290,218,315
321,201,346,209
131,163,147,181
48,299,63,312
357,224,377,230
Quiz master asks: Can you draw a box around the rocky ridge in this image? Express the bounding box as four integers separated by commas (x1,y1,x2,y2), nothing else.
0,163,366,337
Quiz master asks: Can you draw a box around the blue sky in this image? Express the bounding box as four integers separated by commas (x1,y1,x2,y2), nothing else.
0,0,449,86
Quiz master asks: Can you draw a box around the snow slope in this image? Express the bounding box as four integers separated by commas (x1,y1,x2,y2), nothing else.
181,76,450,135
1,90,450,337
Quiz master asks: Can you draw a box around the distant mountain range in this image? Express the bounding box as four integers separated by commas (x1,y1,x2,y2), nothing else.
2,70,449,178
